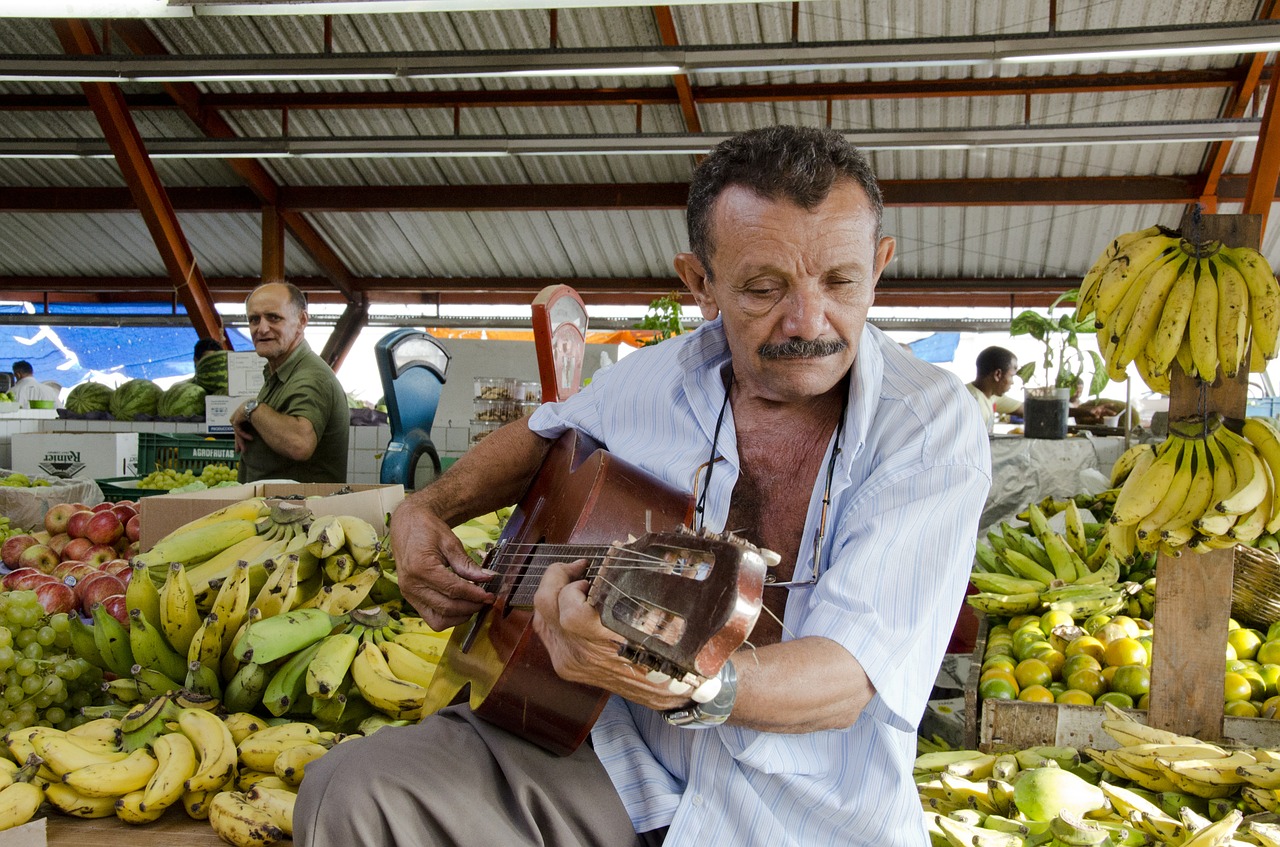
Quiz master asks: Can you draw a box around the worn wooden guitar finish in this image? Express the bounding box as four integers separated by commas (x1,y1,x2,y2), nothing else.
423,429,768,756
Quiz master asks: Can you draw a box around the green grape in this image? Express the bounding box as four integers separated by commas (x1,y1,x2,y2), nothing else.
2,687,20,707
22,643,41,661
21,675,42,695
48,614,69,634
0,647,16,672
13,659,34,678
44,707,64,725
36,626,54,648
14,629,35,650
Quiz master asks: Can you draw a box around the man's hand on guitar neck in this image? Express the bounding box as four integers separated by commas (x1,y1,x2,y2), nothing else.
390,497,498,631
532,559,696,713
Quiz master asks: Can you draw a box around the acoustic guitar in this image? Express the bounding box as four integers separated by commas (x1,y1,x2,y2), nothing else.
422,429,768,756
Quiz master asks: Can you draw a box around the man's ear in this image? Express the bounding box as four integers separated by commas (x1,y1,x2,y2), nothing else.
674,252,719,321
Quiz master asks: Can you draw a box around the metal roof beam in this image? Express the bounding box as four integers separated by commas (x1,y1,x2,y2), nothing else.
0,175,1249,213
0,68,1248,113
51,18,226,346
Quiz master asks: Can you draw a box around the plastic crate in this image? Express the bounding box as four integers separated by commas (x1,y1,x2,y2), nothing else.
96,477,168,503
137,432,239,474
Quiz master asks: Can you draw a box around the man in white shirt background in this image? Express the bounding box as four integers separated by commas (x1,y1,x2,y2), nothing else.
966,346,1023,433
9,361,59,409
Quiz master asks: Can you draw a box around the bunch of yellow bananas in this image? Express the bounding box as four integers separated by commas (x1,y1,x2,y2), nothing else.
1107,415,1280,560
1075,225,1280,392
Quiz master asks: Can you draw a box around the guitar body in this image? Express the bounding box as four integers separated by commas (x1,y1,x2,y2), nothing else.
424,429,696,756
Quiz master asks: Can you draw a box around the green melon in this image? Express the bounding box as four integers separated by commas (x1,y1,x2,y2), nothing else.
193,350,228,395
157,381,207,418
64,381,114,414
108,379,163,421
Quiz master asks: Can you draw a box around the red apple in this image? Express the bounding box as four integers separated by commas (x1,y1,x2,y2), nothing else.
90,502,115,513
76,572,126,616
100,595,129,627
110,503,137,523
124,514,141,544
84,511,124,547
17,544,59,574
99,559,132,580
43,502,78,536
1,568,55,591
46,532,70,557
60,537,93,563
0,535,38,568
51,561,96,584
66,510,95,540
33,581,77,615
83,544,117,568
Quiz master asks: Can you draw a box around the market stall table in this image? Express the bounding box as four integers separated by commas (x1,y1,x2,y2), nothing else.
45,804,227,845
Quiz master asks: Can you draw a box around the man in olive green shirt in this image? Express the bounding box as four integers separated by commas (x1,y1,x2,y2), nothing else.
231,282,349,483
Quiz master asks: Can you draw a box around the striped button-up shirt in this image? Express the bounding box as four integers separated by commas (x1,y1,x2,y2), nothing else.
527,319,991,847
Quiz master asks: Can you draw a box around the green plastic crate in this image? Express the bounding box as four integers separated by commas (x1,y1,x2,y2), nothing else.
137,432,240,475
96,477,168,503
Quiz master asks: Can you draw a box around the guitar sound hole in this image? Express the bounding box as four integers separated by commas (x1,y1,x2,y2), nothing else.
610,596,686,646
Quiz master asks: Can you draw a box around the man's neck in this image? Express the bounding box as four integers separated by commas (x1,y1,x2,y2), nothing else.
265,341,304,374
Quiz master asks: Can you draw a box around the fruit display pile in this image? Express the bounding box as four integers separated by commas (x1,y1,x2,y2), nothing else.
0,492,505,840
137,463,238,492
0,473,50,489
917,706,1280,845
1075,225,1280,392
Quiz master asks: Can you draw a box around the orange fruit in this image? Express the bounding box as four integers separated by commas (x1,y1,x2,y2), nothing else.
1018,684,1056,703
1101,666,1118,687
981,668,1019,691
1039,610,1075,636
1096,691,1134,709
1254,644,1280,670
1226,700,1261,718
1261,694,1280,718
982,656,1017,676
1065,635,1106,663
1225,671,1253,703
979,676,1019,701
1061,653,1102,680
1110,664,1152,700
1228,628,1264,661
1241,670,1267,702
1137,693,1150,710
1093,622,1130,645
1008,615,1040,633
1108,615,1141,638
1038,649,1066,680
1014,658,1053,690
1066,668,1107,700
1056,689,1095,706
1103,637,1149,669
1259,664,1280,697
1081,614,1112,634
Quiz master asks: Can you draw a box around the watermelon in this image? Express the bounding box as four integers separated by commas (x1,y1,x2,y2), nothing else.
157,381,207,418
193,350,229,395
108,379,163,421
64,381,114,414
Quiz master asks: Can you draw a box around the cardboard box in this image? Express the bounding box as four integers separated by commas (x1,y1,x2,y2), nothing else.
204,394,257,435
227,352,265,397
11,432,137,481
138,482,404,550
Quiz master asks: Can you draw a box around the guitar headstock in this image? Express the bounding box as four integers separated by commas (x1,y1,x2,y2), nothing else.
586,527,767,687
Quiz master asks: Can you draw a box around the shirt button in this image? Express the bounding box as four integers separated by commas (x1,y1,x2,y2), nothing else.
692,795,704,806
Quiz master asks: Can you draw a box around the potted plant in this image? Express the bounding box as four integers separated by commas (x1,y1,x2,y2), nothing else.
1009,290,1108,438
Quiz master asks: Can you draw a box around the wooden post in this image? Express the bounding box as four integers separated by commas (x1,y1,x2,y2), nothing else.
1146,212,1260,738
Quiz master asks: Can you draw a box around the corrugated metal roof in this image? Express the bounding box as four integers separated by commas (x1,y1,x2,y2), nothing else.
0,0,1277,317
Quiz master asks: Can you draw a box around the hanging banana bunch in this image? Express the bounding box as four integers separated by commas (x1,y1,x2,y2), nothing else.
1075,225,1280,392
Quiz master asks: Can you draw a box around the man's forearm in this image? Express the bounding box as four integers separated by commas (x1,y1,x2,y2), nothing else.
245,404,318,461
411,420,553,525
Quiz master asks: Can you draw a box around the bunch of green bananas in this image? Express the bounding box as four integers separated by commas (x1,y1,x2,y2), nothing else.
1106,414,1280,560
1075,225,1280,392
969,501,1135,619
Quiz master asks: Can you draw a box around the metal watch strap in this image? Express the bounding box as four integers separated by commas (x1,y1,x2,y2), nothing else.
663,660,737,729
244,400,259,420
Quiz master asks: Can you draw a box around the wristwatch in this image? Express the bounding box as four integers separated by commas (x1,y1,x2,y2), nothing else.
663,660,738,728
242,400,260,421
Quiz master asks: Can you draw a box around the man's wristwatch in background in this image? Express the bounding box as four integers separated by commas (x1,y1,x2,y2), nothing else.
242,400,260,421
663,660,738,728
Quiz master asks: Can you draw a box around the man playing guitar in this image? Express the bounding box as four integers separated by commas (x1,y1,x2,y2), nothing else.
296,125,991,847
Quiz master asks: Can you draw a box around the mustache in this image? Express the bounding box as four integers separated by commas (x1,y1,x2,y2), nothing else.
757,338,848,360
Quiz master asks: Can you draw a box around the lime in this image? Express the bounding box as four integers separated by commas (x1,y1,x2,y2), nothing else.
1225,671,1253,703
1014,658,1053,690
1257,639,1280,666
1056,689,1095,706
1065,635,1106,663
1226,700,1261,718
1259,664,1280,697
1066,668,1107,700
1103,637,1149,669
980,676,1019,701
1229,628,1264,661
1096,691,1135,710
1018,684,1056,703
1039,609,1075,636
1110,664,1151,700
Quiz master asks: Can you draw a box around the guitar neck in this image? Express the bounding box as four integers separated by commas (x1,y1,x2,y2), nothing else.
486,541,611,607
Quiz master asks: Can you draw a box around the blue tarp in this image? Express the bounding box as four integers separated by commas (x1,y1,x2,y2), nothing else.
0,303,252,386
907,331,961,364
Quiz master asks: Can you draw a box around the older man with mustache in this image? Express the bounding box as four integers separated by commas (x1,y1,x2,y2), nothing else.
297,125,990,847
